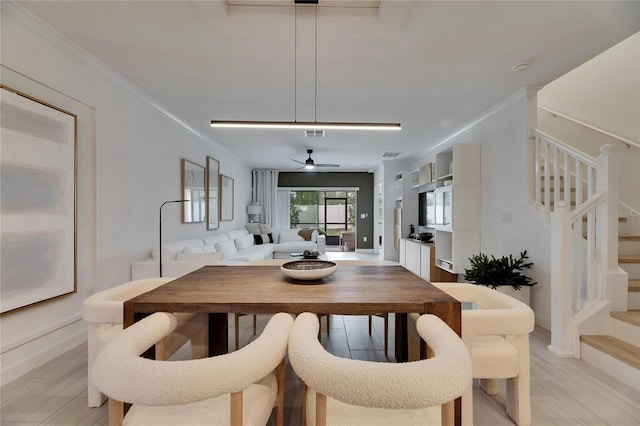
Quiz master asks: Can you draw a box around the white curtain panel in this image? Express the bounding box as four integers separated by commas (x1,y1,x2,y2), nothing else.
252,170,278,227
276,190,290,229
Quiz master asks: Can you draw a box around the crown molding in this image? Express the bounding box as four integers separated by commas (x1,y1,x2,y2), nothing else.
1,1,235,156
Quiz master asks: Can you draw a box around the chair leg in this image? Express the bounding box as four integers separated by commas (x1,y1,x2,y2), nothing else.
252,314,257,335
506,374,531,426
275,359,285,426
326,315,330,335
316,392,328,426
383,313,388,357
368,315,372,335
230,391,243,426
155,337,167,361
480,378,499,395
235,313,241,350
301,382,308,426
108,399,124,426
461,384,474,426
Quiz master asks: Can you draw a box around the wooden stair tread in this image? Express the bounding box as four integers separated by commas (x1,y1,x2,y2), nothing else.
541,201,576,206
619,234,640,241
580,335,640,369
610,310,640,327
619,255,640,264
629,280,640,292
542,187,577,193
582,216,627,222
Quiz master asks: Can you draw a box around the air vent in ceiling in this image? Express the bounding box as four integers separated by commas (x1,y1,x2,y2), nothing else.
305,130,325,138
382,152,401,158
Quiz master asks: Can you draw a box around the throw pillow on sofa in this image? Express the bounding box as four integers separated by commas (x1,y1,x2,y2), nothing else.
278,229,305,243
245,223,261,234
215,240,238,257
254,233,273,245
183,246,205,254
235,233,255,250
259,224,272,234
183,245,218,254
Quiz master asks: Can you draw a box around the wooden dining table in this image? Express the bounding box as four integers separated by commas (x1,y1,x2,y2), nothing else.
123,263,462,424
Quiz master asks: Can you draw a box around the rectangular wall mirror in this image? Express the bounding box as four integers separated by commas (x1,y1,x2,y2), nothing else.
181,159,205,223
206,156,220,230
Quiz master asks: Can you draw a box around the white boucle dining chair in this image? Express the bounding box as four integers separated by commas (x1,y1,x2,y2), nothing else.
409,283,535,426
82,278,208,407
288,312,472,426
92,312,293,426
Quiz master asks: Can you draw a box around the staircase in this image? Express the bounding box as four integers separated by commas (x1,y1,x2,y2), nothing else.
580,229,640,390
532,129,640,390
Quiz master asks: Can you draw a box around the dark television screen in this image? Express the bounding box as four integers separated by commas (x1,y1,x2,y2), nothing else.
419,192,427,226
419,191,435,227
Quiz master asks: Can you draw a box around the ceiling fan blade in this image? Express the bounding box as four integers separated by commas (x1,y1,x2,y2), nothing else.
315,163,340,168
291,159,305,165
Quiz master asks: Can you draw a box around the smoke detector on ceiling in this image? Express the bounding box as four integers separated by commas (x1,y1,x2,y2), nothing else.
512,63,530,74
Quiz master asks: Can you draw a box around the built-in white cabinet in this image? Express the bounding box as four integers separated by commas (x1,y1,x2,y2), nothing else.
399,238,457,282
395,143,480,274
433,144,481,273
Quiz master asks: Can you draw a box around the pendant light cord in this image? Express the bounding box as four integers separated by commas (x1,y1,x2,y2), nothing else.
294,6,297,123
314,6,318,123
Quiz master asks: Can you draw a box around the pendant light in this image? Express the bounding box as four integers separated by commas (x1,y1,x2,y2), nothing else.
211,4,401,132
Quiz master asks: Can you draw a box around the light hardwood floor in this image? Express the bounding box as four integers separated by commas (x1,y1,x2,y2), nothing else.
2,254,639,425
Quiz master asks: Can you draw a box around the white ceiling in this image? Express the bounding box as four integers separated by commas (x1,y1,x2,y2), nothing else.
15,0,640,171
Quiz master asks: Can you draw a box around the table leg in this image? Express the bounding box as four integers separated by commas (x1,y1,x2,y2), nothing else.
394,313,408,362
208,313,229,356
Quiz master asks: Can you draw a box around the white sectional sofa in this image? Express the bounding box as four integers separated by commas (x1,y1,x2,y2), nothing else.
131,226,326,279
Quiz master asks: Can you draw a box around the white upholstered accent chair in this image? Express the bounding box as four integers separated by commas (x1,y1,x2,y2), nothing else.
289,312,471,426
82,278,208,407
92,312,293,426
410,283,535,426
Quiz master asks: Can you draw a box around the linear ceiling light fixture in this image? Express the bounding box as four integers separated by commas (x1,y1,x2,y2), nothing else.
210,120,401,130
210,4,401,132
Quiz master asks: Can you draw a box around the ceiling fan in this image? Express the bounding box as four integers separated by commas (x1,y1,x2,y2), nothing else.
291,149,339,170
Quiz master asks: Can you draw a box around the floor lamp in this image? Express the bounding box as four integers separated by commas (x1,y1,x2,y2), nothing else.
159,199,188,277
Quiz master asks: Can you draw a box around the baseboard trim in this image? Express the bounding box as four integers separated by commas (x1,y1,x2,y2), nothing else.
1,326,87,386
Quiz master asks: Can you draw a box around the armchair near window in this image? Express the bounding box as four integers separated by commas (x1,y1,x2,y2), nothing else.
289,312,471,426
409,283,535,426
340,231,356,251
92,312,293,426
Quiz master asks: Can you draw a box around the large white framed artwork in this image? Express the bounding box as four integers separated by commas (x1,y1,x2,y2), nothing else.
1,85,77,314
220,174,234,221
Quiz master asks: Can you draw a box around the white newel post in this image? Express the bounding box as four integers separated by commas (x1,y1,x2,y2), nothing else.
549,201,575,357
596,145,627,310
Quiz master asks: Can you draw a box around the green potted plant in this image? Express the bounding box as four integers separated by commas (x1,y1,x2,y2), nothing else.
464,250,537,303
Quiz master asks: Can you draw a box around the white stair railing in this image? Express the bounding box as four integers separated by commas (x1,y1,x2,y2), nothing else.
530,132,620,358
532,129,597,216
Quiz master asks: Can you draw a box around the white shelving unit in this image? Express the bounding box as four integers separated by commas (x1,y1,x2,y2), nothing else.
394,172,403,209
433,144,481,274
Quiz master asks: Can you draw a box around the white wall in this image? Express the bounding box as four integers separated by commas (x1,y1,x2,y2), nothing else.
539,32,639,144
0,5,251,384
538,31,640,213
409,90,553,329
